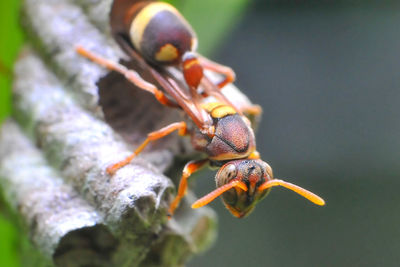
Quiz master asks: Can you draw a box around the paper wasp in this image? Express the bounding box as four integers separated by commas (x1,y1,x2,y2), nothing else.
76,0,325,218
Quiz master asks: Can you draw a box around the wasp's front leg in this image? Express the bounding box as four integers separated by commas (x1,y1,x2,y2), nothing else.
168,158,209,218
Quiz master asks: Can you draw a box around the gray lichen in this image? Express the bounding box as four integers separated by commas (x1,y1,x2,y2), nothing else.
0,120,111,266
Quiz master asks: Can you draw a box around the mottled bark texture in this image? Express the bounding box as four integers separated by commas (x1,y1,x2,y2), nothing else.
0,0,256,265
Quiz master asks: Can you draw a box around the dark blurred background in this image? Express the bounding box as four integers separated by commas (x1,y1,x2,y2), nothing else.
191,1,400,266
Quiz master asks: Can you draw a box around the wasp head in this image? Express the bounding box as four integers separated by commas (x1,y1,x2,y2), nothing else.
191,159,325,218
215,159,272,218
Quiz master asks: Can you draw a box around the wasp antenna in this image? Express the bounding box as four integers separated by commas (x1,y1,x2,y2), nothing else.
192,180,247,209
258,179,325,206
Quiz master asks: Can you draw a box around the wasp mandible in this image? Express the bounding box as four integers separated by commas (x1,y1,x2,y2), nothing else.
77,0,325,218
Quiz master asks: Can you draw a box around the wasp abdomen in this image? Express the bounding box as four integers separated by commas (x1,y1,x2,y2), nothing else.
129,2,197,65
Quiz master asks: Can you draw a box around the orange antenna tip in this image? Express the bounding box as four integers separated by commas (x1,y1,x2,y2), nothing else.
258,179,325,206
192,180,247,209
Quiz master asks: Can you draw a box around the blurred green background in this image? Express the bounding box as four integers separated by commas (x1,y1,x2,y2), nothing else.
0,1,23,266
0,0,23,123
2,0,400,266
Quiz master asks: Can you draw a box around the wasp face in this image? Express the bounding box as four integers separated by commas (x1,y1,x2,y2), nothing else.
216,159,273,218
191,156,324,217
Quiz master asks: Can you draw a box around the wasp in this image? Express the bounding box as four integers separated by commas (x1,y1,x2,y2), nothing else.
76,0,325,218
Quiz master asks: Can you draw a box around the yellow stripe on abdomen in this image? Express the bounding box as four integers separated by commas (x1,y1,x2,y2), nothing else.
129,2,179,52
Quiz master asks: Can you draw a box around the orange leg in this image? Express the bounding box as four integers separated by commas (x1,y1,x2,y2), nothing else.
106,121,188,175
240,104,262,117
168,158,209,218
239,104,263,129
198,56,236,89
76,46,177,107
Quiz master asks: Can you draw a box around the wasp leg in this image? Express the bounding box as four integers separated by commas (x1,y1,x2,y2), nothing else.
76,46,177,107
106,121,188,175
168,158,209,218
240,104,262,117
239,104,262,129
198,56,236,89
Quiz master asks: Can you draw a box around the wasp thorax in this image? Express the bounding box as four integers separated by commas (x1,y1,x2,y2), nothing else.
215,159,273,218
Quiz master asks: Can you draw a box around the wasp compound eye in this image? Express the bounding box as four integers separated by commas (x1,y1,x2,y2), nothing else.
216,163,237,187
